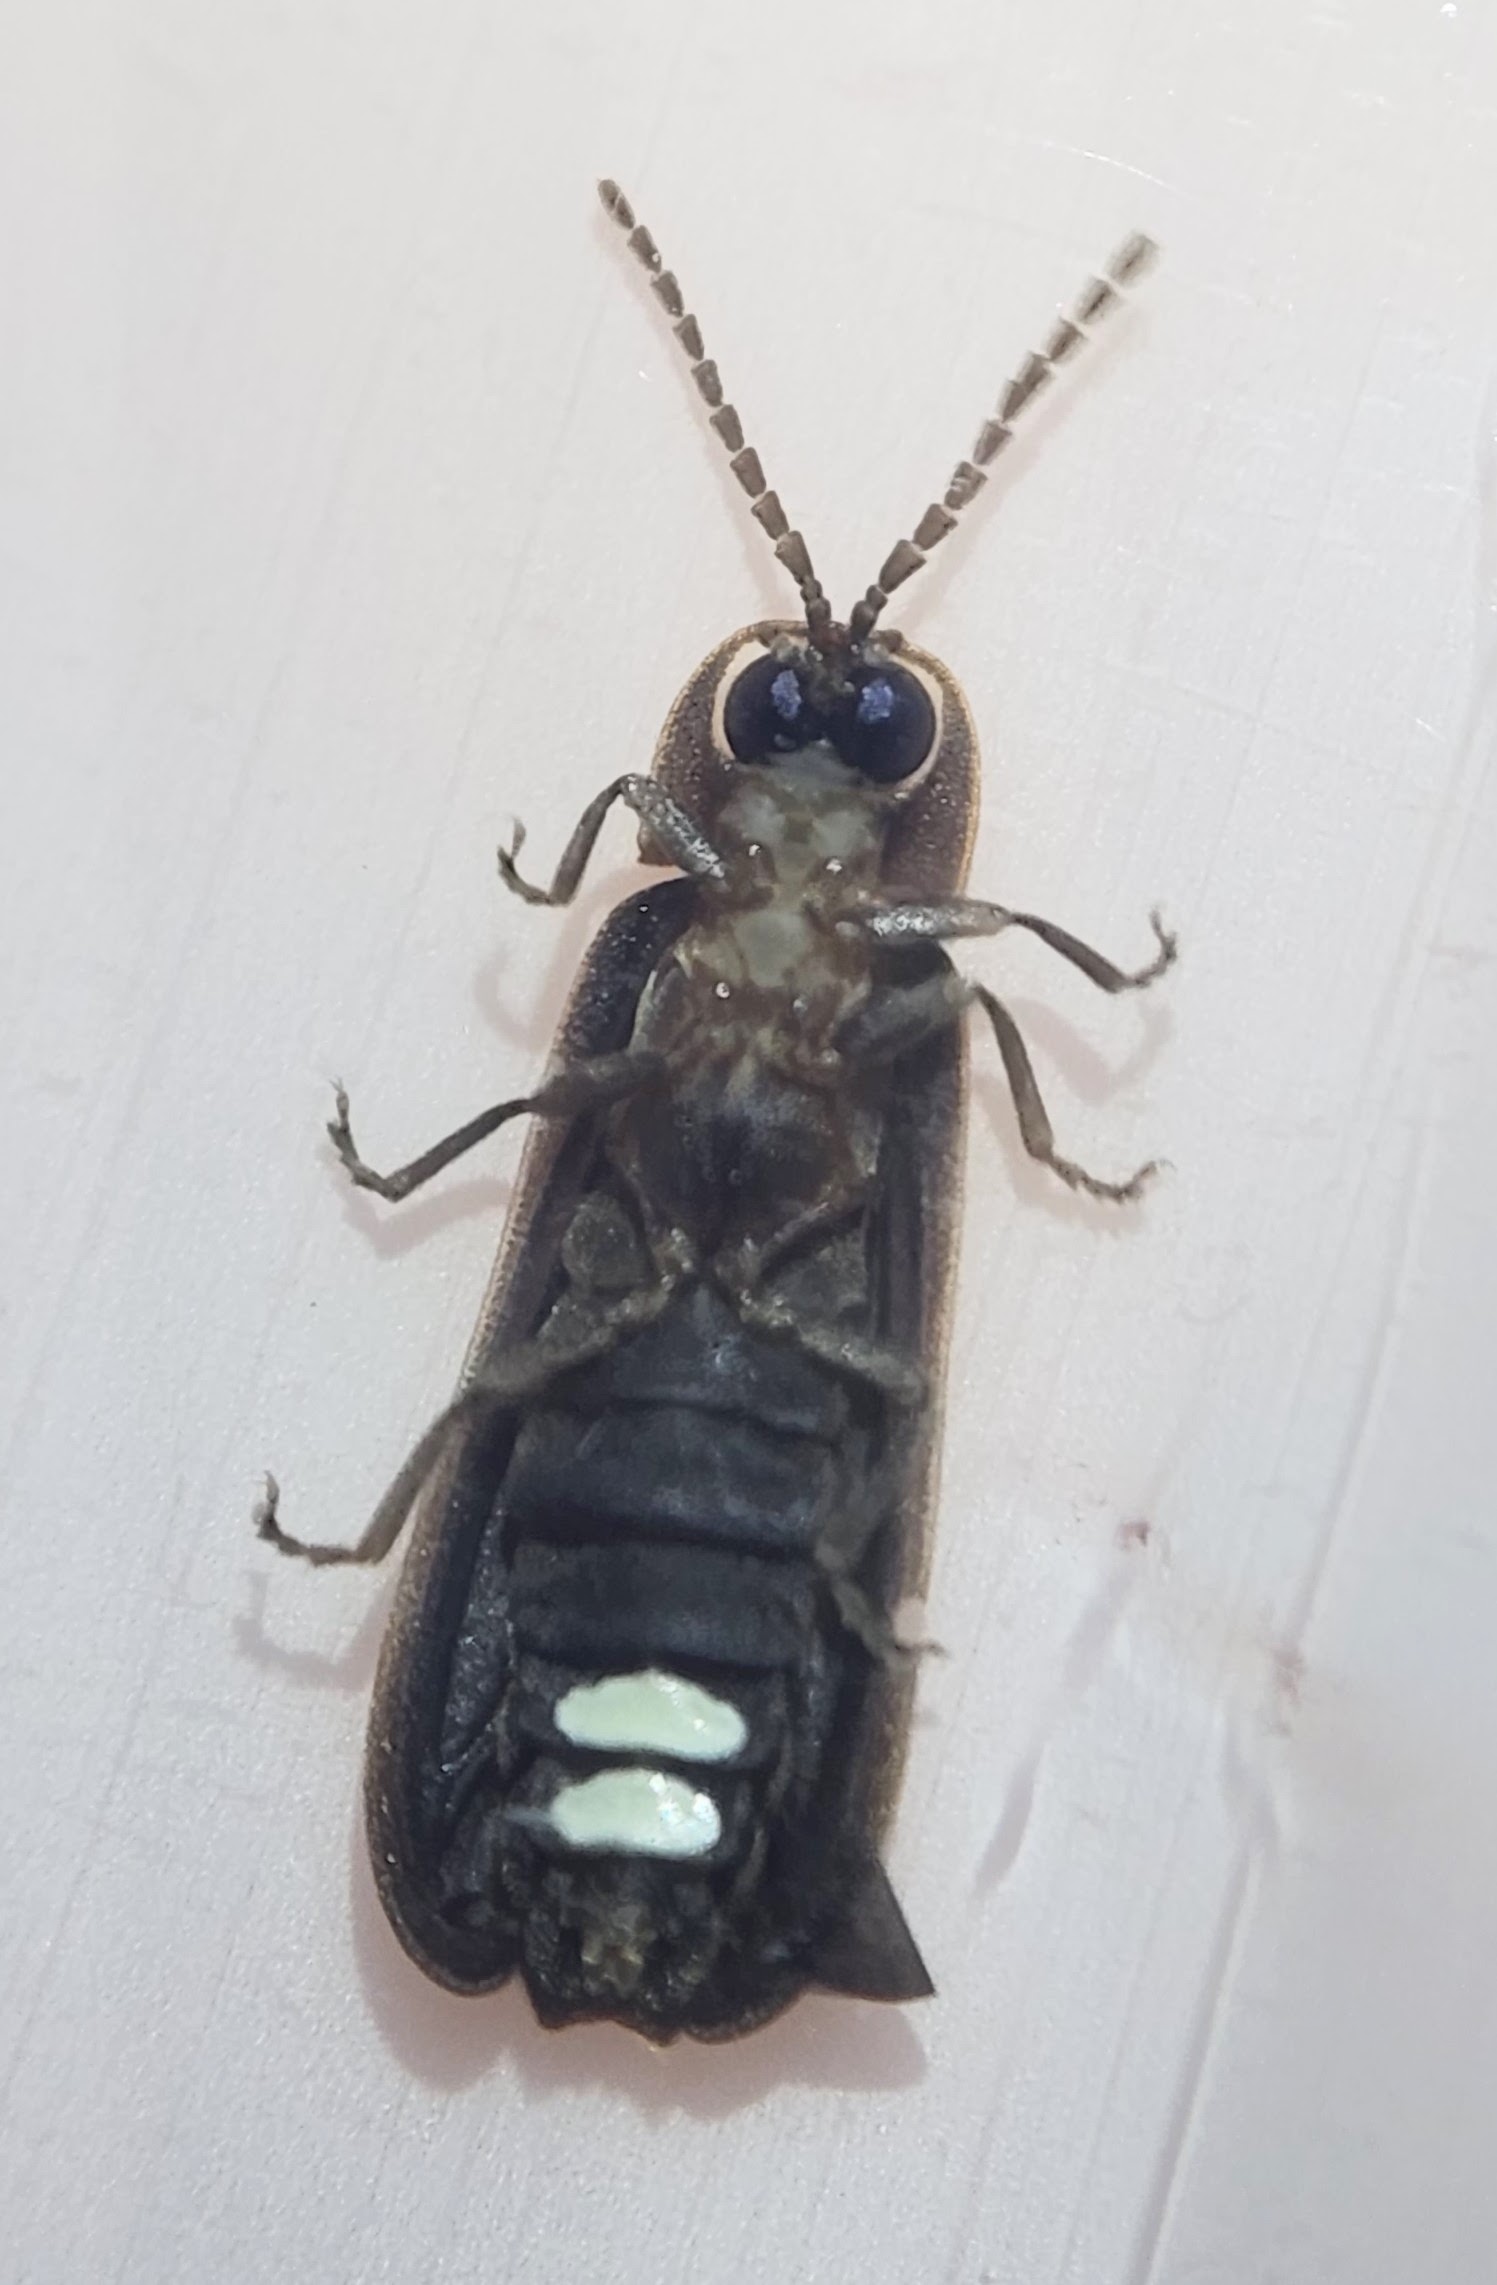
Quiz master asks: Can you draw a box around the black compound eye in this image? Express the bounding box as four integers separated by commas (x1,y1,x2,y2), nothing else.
722,653,825,761
834,663,938,784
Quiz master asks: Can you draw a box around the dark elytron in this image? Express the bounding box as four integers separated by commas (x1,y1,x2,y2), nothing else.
258,182,1174,2040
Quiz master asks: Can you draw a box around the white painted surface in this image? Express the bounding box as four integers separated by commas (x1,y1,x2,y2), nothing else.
2,4,1495,2281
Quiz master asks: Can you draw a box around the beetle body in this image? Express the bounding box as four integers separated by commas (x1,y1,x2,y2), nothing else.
357,633,977,2037
260,186,1173,2043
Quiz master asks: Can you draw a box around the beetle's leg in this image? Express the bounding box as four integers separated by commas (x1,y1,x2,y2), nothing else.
717,1154,906,1393
733,1288,925,1405
819,1557,933,1665
860,897,1176,992
841,972,1161,1203
813,1493,937,1662
723,1177,870,1293
971,984,1161,1203
498,774,725,907
529,1244,692,1372
256,1267,688,1568
588,1134,707,1299
254,1391,491,1567
328,1050,663,1202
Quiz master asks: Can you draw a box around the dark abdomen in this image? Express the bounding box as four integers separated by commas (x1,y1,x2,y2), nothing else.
453,1283,878,2034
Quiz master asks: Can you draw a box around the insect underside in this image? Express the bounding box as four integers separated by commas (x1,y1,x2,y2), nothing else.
258,180,1174,2042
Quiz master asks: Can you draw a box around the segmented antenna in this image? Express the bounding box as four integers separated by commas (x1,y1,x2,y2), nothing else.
598,179,835,648
846,233,1158,646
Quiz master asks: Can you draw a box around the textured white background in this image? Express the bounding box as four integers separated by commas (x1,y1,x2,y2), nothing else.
3,3,1496,2281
